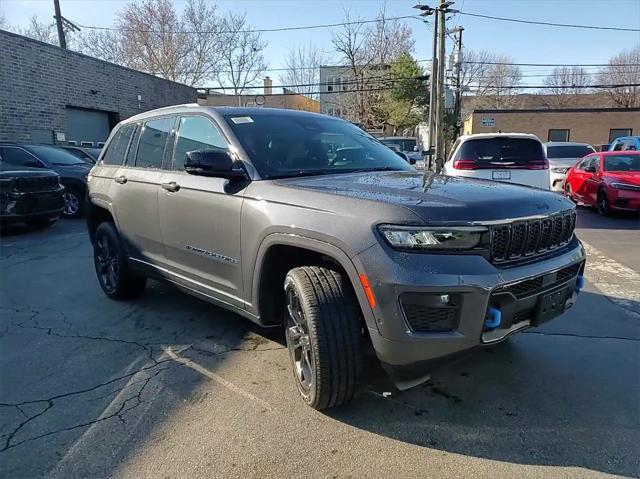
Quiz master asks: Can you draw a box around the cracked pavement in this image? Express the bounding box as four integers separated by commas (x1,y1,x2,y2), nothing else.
1,216,639,478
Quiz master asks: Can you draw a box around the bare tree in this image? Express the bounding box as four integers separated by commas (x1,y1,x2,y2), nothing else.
474,55,522,108
0,11,10,31
363,5,414,67
542,66,592,107
75,29,124,64
104,0,223,86
18,15,57,44
279,43,329,100
459,50,494,93
216,12,267,94
598,45,640,108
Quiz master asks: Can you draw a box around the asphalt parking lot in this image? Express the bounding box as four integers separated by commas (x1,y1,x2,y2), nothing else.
1,209,639,478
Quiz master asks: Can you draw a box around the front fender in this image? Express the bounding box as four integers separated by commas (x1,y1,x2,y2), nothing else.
249,232,379,333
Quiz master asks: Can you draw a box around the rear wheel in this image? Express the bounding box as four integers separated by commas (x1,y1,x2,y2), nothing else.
284,266,363,410
93,222,146,299
597,190,610,216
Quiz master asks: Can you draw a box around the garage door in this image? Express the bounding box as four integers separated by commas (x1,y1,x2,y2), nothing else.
66,108,111,147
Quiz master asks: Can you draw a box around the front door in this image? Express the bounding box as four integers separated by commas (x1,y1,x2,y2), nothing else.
584,155,602,204
158,114,246,308
110,117,174,265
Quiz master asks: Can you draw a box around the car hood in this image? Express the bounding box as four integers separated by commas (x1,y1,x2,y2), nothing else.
0,165,58,178
604,171,640,186
275,171,573,223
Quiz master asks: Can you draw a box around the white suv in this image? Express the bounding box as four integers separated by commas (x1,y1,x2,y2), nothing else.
444,133,550,190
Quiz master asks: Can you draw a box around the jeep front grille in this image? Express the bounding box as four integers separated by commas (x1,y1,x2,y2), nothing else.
14,175,60,192
490,211,576,264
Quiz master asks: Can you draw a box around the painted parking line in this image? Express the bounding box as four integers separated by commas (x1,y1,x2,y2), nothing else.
582,241,640,319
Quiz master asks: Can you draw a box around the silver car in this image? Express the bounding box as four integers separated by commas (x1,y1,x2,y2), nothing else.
87,105,586,409
544,142,596,191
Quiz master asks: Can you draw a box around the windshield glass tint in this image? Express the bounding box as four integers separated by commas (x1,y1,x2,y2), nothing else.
547,145,595,159
223,113,413,178
29,146,86,165
458,138,544,164
603,154,640,172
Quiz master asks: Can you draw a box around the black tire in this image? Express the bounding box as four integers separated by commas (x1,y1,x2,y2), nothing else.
62,186,85,218
597,190,610,216
284,266,363,410
27,217,58,229
564,183,577,204
93,221,146,299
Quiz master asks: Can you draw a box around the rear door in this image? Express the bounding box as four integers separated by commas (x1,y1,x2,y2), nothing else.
110,116,175,265
448,137,549,189
157,114,246,308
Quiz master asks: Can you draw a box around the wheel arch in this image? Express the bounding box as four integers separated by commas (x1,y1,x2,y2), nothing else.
86,199,117,243
251,233,377,332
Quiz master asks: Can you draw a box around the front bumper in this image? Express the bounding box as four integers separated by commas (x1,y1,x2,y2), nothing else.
0,188,65,222
549,170,568,191
357,238,586,383
608,188,640,211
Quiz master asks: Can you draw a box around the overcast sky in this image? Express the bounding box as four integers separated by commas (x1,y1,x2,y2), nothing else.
2,0,639,86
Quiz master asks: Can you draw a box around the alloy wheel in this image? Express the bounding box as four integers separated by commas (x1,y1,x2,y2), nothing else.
95,234,119,293
285,287,314,394
63,192,80,216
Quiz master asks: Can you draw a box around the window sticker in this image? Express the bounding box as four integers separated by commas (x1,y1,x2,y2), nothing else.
230,116,254,124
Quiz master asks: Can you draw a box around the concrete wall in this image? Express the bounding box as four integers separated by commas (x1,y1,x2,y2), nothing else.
0,29,196,144
464,109,640,145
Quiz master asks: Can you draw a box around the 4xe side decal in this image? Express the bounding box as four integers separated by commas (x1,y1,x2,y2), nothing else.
185,245,239,264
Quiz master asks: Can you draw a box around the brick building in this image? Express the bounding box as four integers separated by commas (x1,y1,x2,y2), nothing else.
463,108,640,146
198,77,319,112
0,30,196,146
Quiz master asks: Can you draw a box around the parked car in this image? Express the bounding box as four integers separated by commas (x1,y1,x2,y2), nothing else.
543,142,596,191
386,144,410,163
564,151,640,215
0,161,65,227
594,144,610,152
87,106,585,409
609,136,640,152
60,145,102,164
443,133,550,189
0,143,92,218
379,137,421,164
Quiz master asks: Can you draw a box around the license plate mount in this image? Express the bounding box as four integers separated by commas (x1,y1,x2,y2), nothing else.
492,171,511,180
534,285,572,325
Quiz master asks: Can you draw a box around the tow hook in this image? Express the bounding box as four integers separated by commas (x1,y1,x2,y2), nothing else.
575,275,585,293
484,307,502,329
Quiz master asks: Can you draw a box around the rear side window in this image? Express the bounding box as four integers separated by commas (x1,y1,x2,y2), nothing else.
125,125,141,166
546,145,595,159
456,138,544,165
172,116,227,170
103,125,135,166
135,117,174,169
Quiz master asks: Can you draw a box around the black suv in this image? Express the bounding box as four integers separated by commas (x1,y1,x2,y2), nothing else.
0,144,92,218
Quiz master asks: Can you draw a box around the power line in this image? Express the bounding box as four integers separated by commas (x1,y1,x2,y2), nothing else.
71,15,419,34
458,11,640,32
451,83,640,90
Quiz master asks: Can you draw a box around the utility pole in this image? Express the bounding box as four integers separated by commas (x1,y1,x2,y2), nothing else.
413,4,437,171
434,0,448,172
53,0,66,49
450,27,464,140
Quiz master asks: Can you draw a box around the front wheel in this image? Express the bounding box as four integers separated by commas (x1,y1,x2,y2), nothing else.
597,190,610,216
284,266,363,410
62,187,84,218
93,222,146,299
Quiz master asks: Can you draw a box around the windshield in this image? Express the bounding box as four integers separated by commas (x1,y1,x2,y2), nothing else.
603,154,640,172
381,138,416,152
29,146,86,166
547,145,595,159
457,137,544,165
223,113,413,179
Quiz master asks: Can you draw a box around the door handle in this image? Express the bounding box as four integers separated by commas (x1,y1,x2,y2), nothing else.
114,175,127,184
161,181,180,192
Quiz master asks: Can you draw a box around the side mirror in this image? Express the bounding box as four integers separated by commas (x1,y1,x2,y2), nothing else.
584,165,596,173
184,149,245,179
413,145,419,152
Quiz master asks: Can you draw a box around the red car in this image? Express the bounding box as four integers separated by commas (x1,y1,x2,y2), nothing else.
563,151,640,215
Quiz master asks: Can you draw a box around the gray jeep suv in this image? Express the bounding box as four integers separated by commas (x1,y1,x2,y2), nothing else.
86,105,586,409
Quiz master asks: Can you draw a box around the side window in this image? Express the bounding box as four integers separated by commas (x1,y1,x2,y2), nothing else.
591,156,600,171
576,156,592,170
135,117,174,169
172,116,228,171
612,141,624,151
0,147,44,168
449,139,461,161
103,124,134,166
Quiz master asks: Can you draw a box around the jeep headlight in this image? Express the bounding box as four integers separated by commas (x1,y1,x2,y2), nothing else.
378,225,488,250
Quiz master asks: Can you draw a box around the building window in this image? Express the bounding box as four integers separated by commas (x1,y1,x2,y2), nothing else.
609,128,632,143
327,76,334,92
548,129,569,142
